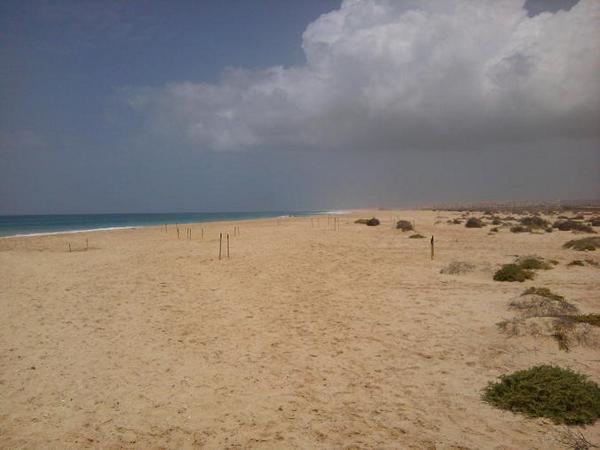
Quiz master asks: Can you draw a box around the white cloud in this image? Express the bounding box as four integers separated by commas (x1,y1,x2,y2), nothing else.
128,0,600,151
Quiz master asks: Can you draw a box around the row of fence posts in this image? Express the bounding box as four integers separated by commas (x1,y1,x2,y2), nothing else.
65,218,434,260
164,223,239,260
326,216,340,231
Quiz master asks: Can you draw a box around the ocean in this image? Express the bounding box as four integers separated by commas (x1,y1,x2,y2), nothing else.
0,211,326,238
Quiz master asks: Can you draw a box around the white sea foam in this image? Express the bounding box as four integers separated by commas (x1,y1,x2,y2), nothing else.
323,210,352,215
0,226,138,239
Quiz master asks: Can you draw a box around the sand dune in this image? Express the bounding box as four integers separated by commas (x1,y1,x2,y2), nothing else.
1,210,599,449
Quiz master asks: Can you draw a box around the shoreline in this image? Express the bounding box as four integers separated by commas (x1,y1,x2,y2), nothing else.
0,210,347,239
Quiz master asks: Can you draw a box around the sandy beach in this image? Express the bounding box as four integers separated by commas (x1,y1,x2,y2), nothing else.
1,209,599,449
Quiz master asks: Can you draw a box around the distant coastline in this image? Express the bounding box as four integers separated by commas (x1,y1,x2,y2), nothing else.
0,211,332,238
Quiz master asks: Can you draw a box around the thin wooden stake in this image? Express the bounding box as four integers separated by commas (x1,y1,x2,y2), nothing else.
86,238,88,251
177,228,180,239
430,235,435,260
68,243,71,253
227,233,230,259
202,228,204,240
219,233,222,260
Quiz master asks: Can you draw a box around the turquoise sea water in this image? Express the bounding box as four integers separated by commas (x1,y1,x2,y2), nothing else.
0,211,326,237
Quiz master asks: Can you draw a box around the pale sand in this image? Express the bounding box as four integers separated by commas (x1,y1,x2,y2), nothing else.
1,210,599,449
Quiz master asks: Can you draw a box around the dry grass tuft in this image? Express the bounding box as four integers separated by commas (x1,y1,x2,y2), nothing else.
440,261,475,275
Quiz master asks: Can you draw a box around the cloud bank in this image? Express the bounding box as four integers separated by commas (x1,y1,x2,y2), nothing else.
128,0,600,152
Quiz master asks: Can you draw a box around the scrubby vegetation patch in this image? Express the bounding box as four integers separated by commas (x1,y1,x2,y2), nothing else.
493,264,534,282
482,365,600,425
465,217,484,228
554,220,595,233
520,216,549,229
563,237,600,251
396,220,414,231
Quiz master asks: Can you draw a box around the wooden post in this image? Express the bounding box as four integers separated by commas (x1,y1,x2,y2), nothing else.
219,233,222,260
165,224,167,232
68,243,71,253
86,238,88,251
430,235,435,260
202,228,204,240
227,233,230,259
177,228,180,239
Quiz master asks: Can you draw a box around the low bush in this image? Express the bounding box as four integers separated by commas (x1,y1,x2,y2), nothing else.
568,260,585,267
409,233,425,239
520,216,549,229
510,287,578,317
510,225,531,233
465,217,484,228
366,218,380,226
494,264,534,282
563,237,600,251
481,365,600,425
396,220,414,231
554,220,595,233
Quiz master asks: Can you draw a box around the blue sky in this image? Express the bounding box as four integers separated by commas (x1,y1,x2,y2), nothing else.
1,0,598,214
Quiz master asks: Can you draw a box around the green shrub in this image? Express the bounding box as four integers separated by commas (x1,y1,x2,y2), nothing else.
482,365,600,425
494,264,534,282
465,217,484,228
563,237,600,251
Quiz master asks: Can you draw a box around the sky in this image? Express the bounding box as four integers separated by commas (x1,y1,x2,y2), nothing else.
0,0,598,214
